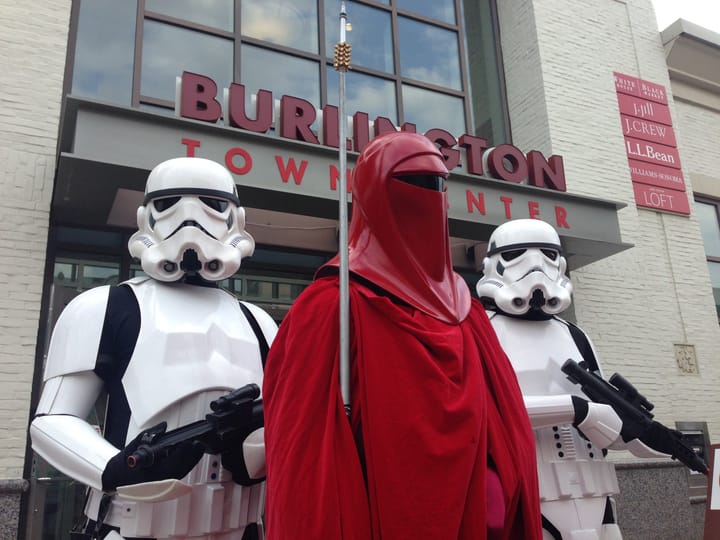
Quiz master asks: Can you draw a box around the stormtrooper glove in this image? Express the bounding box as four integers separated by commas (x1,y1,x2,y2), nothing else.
101,421,205,492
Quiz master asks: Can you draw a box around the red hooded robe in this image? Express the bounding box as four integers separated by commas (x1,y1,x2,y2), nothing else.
264,132,541,539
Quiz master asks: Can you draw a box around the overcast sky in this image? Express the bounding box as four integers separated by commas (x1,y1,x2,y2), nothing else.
651,0,720,34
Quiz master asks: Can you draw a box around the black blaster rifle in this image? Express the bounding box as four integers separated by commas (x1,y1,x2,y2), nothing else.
127,383,263,469
561,359,708,475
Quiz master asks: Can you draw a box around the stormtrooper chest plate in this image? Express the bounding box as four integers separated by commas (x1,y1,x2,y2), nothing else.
488,313,583,396
122,279,264,429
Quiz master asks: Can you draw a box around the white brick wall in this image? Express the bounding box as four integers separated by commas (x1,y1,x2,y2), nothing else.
498,0,720,448
0,1,70,479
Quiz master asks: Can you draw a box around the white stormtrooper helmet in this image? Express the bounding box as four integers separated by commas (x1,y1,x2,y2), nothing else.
128,157,255,282
476,219,572,316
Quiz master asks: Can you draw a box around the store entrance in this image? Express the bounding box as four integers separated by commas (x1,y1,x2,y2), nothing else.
24,239,325,539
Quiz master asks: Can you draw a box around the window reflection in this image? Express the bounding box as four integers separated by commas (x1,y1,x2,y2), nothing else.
398,17,461,90
324,1,393,73
696,202,720,257
145,0,234,31
708,261,720,320
141,20,233,102
242,0,318,53
402,85,465,135
71,0,507,151
72,0,136,104
463,0,507,143
396,0,455,24
327,69,397,124
241,45,320,108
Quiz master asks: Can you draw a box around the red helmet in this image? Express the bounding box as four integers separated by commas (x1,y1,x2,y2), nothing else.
320,131,470,323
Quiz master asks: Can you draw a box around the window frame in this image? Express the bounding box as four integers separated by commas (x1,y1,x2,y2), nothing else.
67,0,508,142
694,194,720,322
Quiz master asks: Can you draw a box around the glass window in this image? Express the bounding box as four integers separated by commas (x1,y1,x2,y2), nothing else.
463,0,507,142
402,85,465,135
327,69,398,124
56,227,125,249
53,258,121,291
708,261,720,320
141,20,233,102
242,0,318,53
324,1,393,73
397,16,461,90
145,0,234,31
695,198,720,322
72,0,137,104
696,201,720,257
396,0,456,25
70,0,508,143
241,45,321,108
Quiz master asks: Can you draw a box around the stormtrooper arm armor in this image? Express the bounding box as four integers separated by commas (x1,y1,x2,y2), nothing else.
242,427,266,480
30,371,118,491
235,302,276,483
610,437,670,458
524,394,623,449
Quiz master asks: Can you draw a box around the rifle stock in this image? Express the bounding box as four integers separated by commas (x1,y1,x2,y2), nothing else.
561,359,708,475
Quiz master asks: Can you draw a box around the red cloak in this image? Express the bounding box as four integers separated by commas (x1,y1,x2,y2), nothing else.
264,276,541,539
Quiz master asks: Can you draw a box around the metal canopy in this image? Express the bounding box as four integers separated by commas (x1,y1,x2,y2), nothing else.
54,97,633,270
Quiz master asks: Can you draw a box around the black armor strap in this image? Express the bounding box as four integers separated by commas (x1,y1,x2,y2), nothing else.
557,317,600,373
541,513,563,540
239,302,270,368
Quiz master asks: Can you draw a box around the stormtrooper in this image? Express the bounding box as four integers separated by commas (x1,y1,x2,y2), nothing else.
30,157,278,540
476,218,665,540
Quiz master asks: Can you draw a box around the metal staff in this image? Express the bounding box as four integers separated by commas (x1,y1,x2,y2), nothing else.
333,1,352,416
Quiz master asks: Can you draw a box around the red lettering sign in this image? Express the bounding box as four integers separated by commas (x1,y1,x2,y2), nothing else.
225,147,252,175
527,151,566,191
176,72,569,192
555,206,569,228
620,114,676,146
228,84,272,132
614,72,668,105
632,183,690,215
617,94,673,126
280,96,319,144
614,73,688,209
329,165,352,192
614,72,640,97
487,145,528,184
627,159,685,191
275,156,308,185
182,137,201,157
466,191,486,215
639,79,668,105
624,137,681,170
180,72,222,122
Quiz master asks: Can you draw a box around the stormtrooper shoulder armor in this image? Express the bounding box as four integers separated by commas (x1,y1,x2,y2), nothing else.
43,285,111,380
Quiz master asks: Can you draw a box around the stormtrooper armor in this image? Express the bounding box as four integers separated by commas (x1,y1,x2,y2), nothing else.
478,219,628,540
30,157,277,540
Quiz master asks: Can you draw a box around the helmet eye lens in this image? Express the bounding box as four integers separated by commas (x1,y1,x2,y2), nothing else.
501,249,526,262
541,249,558,261
200,197,229,212
153,196,181,212
393,174,445,191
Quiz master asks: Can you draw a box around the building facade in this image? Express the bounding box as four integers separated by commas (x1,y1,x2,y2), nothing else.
1,1,718,538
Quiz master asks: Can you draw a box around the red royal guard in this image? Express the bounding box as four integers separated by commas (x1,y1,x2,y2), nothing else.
263,131,542,540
